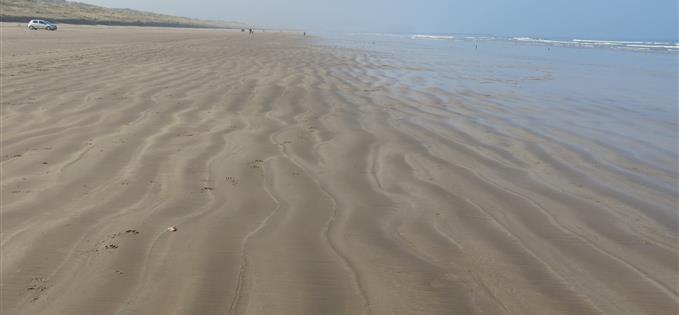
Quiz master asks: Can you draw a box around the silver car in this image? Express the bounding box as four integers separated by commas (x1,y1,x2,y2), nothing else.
28,20,58,31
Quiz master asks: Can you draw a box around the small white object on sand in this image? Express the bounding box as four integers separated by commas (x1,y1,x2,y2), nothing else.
167,227,177,232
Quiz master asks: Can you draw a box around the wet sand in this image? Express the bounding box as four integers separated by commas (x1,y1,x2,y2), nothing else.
1,24,677,314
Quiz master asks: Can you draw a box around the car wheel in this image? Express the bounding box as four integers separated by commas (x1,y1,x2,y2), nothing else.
29,26,35,30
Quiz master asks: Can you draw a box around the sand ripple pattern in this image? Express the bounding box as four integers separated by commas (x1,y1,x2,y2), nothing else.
1,26,677,315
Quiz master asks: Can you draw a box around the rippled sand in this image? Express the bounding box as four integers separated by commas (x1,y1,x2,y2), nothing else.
1,25,677,314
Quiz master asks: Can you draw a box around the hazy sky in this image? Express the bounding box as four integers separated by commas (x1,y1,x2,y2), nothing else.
81,0,677,40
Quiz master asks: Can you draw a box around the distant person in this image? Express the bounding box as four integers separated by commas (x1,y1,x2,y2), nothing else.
304,32,306,36
249,28,253,35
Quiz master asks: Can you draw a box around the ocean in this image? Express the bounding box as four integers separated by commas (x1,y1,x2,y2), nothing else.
319,32,679,178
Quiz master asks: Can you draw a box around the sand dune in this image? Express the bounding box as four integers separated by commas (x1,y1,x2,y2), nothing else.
1,25,677,314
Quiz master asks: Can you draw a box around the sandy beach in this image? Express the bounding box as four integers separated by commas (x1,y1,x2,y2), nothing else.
1,25,677,314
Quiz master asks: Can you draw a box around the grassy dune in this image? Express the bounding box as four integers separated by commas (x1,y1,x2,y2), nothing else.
0,0,246,28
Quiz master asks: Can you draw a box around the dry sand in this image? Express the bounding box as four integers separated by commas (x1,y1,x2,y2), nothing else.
1,25,677,314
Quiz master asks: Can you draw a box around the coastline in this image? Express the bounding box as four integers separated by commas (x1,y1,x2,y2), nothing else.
1,24,677,314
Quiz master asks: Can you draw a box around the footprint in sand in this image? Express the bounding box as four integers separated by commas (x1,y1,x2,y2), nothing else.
248,160,264,169
27,277,48,302
94,230,140,252
225,177,239,186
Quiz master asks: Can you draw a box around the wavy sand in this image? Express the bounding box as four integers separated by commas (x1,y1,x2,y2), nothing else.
1,25,677,314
